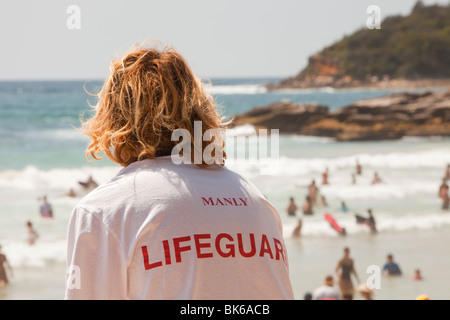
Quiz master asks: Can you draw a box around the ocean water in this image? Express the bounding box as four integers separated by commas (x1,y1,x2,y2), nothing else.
0,78,449,300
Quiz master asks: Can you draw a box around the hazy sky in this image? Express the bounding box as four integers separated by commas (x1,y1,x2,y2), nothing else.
0,0,448,80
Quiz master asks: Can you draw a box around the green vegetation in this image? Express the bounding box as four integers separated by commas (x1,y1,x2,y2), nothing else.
320,1,450,80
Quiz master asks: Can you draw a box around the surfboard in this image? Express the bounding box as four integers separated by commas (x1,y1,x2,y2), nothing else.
324,213,343,233
355,214,369,224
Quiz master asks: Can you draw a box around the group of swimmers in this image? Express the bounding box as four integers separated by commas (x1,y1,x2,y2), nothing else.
289,160,381,237
24,195,55,246
0,200,47,286
26,175,99,246
289,161,450,238
287,161,443,299
0,175,100,288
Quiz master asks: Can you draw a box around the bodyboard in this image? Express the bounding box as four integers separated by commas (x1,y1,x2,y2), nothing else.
355,214,369,224
324,213,343,233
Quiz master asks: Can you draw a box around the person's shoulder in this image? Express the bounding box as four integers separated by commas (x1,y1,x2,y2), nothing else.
220,165,261,187
71,158,190,211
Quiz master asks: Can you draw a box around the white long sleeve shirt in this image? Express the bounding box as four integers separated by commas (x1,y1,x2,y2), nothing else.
65,156,294,300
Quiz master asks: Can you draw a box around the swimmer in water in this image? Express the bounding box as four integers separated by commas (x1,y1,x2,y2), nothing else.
26,221,39,245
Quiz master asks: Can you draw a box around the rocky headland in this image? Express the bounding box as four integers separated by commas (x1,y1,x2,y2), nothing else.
267,2,450,90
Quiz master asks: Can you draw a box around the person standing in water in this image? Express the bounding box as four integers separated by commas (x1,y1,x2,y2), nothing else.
78,175,98,190
312,275,340,300
308,180,319,204
382,254,402,276
321,168,329,185
0,245,13,286
339,201,348,213
367,209,377,233
371,172,383,185
39,195,53,218
439,178,449,199
26,221,39,245
286,197,297,217
301,195,314,216
287,197,303,238
335,247,360,300
442,192,449,210
355,160,362,175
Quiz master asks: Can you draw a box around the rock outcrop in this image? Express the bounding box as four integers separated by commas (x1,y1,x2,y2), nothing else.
230,90,450,141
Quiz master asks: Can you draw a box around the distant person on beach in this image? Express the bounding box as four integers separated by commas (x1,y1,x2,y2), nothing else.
0,245,13,286
319,195,328,207
351,173,356,185
439,178,449,199
312,275,340,300
339,201,348,213
65,43,294,300
292,218,303,238
382,254,402,276
445,164,450,181
64,188,77,198
308,180,319,204
26,221,39,245
78,175,98,190
356,209,377,233
335,247,360,300
367,209,377,233
356,160,362,175
442,191,450,210
439,178,449,210
39,195,53,218
286,197,297,217
371,172,383,185
321,168,329,185
413,268,423,281
287,197,303,238
325,213,347,236
338,227,347,236
302,196,314,216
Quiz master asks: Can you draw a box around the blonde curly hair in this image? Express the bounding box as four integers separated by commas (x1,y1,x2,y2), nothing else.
80,43,226,167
